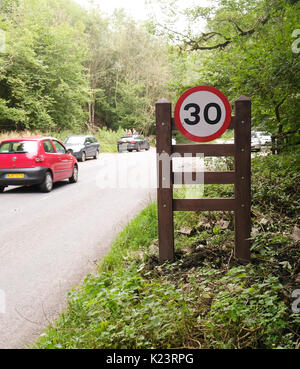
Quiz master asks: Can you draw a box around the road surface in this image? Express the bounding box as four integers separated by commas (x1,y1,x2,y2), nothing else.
0,150,156,349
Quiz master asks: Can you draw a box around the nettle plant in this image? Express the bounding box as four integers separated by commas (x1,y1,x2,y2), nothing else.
200,267,291,349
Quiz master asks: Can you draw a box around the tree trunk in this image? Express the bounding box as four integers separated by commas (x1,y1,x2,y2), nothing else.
273,98,286,154
88,93,95,131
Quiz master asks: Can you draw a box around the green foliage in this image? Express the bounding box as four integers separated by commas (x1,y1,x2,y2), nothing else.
36,266,194,349
113,80,152,132
0,0,171,135
84,10,171,134
34,152,300,349
202,268,290,348
0,0,90,131
95,127,127,153
164,0,300,144
100,202,158,271
252,151,300,216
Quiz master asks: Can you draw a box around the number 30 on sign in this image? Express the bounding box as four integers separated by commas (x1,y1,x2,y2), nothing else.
174,85,232,142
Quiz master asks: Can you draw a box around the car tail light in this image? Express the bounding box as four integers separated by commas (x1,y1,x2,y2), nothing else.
130,141,137,143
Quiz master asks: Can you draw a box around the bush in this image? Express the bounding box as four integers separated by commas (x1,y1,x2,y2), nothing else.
252,152,300,216
202,268,291,348
95,127,127,153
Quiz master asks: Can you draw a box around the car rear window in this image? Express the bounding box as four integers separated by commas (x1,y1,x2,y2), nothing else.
65,136,85,145
0,141,37,154
120,136,136,142
85,137,93,144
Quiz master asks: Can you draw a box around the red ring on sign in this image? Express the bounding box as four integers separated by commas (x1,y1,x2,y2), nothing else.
174,85,232,143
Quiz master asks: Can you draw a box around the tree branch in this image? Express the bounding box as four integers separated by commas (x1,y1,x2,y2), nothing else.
183,14,271,51
187,39,231,50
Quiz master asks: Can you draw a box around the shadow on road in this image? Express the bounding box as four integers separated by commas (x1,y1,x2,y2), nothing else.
2,181,70,195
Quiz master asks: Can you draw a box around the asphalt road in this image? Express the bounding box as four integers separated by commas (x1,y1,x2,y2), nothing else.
0,149,156,349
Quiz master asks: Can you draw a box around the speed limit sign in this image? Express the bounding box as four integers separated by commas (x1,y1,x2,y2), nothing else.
174,85,232,142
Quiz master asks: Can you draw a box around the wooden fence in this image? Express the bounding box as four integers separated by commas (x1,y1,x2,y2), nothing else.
156,95,251,264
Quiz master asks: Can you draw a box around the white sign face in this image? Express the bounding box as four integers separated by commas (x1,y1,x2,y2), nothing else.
174,86,232,142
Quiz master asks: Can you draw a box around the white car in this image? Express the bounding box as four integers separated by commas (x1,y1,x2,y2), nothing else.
251,131,272,152
256,131,272,145
251,132,262,152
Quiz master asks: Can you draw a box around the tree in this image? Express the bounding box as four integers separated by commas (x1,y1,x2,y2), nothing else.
0,0,173,135
0,0,90,131
85,10,172,134
151,0,300,147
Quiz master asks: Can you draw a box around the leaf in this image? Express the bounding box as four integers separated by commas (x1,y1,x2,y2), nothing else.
216,219,230,229
260,218,269,225
291,226,300,242
213,225,221,234
178,227,193,235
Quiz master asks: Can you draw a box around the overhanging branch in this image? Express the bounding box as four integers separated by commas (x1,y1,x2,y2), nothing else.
187,14,271,51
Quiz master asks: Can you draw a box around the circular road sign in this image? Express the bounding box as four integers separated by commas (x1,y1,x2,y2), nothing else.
174,85,232,142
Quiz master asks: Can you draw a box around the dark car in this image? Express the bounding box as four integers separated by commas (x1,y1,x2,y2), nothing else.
0,137,78,193
64,135,100,162
117,135,150,153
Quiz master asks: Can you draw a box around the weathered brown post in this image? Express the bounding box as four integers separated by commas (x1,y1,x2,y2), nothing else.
156,98,174,263
234,95,251,262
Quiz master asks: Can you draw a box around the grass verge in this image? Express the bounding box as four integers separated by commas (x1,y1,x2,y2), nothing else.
34,151,300,349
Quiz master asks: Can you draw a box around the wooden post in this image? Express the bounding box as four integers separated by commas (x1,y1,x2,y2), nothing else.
234,95,251,263
156,98,174,263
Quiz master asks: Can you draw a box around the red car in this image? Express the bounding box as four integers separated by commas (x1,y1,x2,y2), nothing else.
0,137,78,193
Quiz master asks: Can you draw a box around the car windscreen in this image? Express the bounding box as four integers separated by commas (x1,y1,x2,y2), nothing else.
65,137,85,145
0,141,38,154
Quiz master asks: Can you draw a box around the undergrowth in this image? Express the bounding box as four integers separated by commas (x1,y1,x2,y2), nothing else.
34,151,300,349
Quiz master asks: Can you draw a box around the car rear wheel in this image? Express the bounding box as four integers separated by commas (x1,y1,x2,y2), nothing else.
80,152,86,162
128,149,133,152
40,171,53,193
69,165,78,184
0,186,5,193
